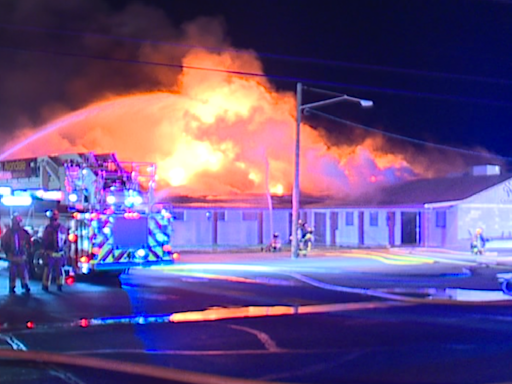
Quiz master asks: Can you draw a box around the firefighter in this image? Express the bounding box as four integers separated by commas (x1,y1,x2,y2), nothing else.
1,214,31,294
42,209,68,292
299,226,314,257
471,227,486,255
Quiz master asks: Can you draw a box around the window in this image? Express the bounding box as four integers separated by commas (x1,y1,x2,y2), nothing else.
345,211,354,226
370,211,379,227
242,211,258,221
173,211,185,221
217,211,226,221
436,211,446,228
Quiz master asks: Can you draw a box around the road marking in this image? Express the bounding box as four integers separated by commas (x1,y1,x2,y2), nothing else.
228,325,281,351
0,334,86,384
143,293,179,300
0,334,27,350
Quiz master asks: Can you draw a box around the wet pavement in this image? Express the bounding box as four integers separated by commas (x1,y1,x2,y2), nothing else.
1,248,512,383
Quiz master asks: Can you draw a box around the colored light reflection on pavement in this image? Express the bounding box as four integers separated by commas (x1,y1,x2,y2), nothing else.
337,252,433,265
320,249,435,265
0,301,407,333
162,270,275,285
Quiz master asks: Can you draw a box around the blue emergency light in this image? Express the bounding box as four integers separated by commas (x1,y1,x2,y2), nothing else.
106,195,116,205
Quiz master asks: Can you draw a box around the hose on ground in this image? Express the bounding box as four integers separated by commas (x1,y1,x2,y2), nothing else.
0,349,279,384
287,272,512,306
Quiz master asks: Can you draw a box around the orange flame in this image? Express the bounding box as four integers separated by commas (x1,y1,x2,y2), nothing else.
2,48,418,197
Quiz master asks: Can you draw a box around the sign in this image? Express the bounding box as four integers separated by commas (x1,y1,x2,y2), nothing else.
0,158,37,179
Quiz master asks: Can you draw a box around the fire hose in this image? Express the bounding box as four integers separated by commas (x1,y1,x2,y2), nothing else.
0,349,279,384
286,272,512,306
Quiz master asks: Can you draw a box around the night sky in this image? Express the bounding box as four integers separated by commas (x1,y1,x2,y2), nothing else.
1,0,512,161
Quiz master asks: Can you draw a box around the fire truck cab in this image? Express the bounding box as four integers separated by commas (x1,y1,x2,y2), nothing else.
0,153,178,279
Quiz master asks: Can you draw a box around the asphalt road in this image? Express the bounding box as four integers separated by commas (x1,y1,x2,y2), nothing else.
1,250,512,384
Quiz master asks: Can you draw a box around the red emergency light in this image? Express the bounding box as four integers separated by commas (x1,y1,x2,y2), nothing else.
79,256,90,264
124,212,140,219
162,244,172,252
68,233,78,243
65,275,75,285
79,318,89,328
26,321,34,329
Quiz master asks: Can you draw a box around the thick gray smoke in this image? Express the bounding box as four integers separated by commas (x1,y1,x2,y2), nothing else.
0,0,228,136
0,0,502,198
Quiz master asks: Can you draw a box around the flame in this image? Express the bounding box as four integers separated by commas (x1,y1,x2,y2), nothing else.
1,48,419,197
270,184,284,196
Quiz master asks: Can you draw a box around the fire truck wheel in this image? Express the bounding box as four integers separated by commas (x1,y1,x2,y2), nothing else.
73,272,121,287
31,250,46,280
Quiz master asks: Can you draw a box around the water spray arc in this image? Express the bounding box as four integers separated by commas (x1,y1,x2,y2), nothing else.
0,107,102,160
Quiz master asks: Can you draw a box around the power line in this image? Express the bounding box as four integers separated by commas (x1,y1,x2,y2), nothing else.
1,44,512,107
306,109,512,161
1,22,512,86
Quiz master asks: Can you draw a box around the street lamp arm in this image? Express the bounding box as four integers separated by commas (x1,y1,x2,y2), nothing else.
302,87,374,108
291,82,373,260
303,86,345,97
342,96,374,108
300,96,352,110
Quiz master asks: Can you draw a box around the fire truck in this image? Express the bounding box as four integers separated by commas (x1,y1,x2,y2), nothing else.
0,153,178,279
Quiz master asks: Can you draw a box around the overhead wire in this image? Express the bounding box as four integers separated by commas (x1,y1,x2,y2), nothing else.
306,109,512,161
1,22,512,86
1,23,512,159
0,44,510,159
1,44,512,108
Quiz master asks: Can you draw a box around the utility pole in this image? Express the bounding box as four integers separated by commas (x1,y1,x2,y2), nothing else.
290,84,373,259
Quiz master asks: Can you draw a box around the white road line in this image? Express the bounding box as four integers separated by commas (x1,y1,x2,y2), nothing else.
0,334,86,384
228,325,281,351
0,334,27,350
48,369,87,384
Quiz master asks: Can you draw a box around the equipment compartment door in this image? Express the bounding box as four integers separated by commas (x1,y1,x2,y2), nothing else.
113,216,148,249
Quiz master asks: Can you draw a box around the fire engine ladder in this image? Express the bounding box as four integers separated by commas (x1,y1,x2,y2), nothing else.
88,153,137,206
91,154,130,183
41,156,65,191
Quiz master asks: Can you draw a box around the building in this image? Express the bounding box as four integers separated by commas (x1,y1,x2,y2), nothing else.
168,165,512,251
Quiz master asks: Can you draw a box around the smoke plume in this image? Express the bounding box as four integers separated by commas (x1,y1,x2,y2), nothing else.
0,0,492,198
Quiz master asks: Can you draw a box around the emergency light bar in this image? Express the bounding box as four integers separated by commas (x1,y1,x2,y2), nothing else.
1,195,32,206
0,186,12,196
7,189,63,202
41,190,63,201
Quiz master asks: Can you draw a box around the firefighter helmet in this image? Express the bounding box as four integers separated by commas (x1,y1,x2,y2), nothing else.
11,213,23,226
46,209,60,220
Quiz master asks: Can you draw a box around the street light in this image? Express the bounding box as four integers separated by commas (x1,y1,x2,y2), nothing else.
291,83,373,259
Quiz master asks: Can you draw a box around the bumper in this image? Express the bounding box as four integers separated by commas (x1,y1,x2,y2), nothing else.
85,260,176,271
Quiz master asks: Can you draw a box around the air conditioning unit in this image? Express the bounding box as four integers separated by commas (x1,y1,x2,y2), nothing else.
472,165,501,176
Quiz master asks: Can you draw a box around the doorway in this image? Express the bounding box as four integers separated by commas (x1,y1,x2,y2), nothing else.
401,211,419,245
